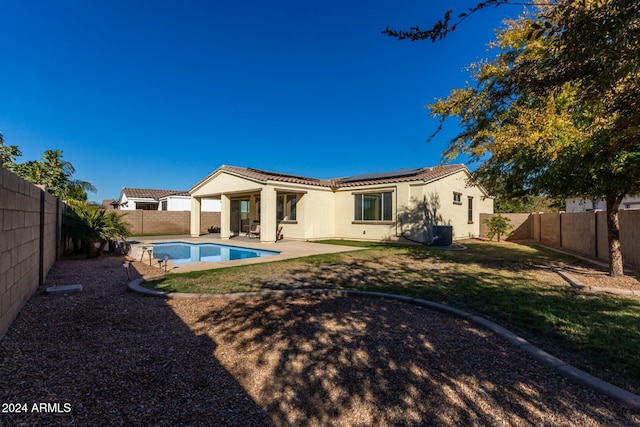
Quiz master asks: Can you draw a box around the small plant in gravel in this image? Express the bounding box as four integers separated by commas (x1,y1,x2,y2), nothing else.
484,215,513,242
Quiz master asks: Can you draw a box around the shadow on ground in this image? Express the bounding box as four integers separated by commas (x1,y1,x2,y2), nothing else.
0,254,269,426
229,244,640,396
192,294,638,426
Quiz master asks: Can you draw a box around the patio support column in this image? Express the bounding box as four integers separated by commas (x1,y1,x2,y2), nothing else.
220,194,231,240
260,186,277,243
250,194,257,223
190,196,201,237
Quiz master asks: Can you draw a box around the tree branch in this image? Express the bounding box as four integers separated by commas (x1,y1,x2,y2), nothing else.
382,1,553,42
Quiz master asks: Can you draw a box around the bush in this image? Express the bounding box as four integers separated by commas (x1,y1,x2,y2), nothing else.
208,226,221,233
484,215,513,242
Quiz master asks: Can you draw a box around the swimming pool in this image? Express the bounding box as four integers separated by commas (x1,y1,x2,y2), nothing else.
152,242,280,266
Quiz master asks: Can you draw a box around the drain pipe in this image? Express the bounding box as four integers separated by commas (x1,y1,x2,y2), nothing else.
399,219,431,246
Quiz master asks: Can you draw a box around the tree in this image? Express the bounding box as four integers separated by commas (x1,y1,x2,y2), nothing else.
0,132,21,169
484,215,513,241
494,195,563,213
11,147,97,202
385,1,639,276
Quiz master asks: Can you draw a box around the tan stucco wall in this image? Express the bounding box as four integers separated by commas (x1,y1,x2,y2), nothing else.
333,184,399,241
279,188,335,240
191,171,263,197
332,170,493,242
190,168,493,243
412,171,493,240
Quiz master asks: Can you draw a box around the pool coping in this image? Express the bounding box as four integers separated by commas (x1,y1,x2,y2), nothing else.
150,241,281,267
128,238,365,273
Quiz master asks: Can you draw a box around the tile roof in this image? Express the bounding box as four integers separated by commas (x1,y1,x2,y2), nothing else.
334,164,467,187
220,165,332,187
102,199,117,210
217,164,468,189
122,188,190,200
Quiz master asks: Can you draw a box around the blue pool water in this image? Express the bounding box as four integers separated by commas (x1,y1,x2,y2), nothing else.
152,242,280,266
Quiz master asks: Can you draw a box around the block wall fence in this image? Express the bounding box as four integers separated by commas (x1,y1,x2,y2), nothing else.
1,168,63,340
122,210,220,235
480,211,640,268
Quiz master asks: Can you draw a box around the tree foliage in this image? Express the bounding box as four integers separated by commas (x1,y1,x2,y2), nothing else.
494,195,562,213
386,1,639,276
381,0,525,42
0,132,22,169
484,215,513,241
0,134,96,202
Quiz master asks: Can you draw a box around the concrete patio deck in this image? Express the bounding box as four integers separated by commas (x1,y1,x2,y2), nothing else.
129,235,362,273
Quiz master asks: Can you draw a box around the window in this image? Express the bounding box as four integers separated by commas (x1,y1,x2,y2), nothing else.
354,191,392,221
277,194,297,221
468,196,473,223
453,192,462,205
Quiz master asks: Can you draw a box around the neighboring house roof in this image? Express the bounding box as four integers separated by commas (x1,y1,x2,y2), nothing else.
192,164,482,193
121,188,190,200
102,199,117,210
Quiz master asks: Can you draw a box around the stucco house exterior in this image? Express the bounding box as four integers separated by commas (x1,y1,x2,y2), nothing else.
189,164,493,243
116,188,220,212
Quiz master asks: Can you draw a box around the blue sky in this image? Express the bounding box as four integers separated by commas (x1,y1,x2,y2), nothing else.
0,1,521,203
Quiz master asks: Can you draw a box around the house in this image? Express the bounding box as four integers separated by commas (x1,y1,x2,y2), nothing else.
101,199,117,210
189,164,493,243
566,195,640,212
116,188,220,212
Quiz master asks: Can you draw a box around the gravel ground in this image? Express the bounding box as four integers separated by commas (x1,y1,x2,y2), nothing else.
562,265,640,292
1,254,639,426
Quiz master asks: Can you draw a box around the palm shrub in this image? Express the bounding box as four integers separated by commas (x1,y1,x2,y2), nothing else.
65,201,131,258
99,210,131,256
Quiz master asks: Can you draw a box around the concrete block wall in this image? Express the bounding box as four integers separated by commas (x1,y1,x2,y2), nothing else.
480,210,640,269
0,168,61,341
596,210,640,267
560,212,596,257
596,211,608,262
620,210,640,267
479,213,531,241
123,210,220,235
201,212,221,234
539,213,561,247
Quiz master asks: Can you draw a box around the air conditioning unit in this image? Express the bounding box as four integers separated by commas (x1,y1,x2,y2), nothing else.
432,225,453,246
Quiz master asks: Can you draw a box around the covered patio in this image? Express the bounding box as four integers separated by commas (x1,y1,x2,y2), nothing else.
190,189,301,244
188,166,319,244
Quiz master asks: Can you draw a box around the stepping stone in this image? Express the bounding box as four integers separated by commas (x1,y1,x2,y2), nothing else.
46,284,83,295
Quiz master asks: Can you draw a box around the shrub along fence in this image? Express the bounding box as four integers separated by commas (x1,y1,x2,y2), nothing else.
0,168,64,340
480,211,640,268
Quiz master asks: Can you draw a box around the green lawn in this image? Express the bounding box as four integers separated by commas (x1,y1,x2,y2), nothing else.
144,241,640,395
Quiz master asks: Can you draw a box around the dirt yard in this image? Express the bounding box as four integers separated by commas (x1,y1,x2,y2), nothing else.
0,253,638,426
